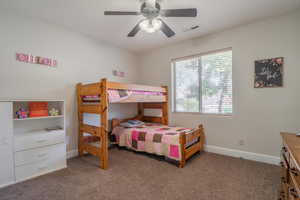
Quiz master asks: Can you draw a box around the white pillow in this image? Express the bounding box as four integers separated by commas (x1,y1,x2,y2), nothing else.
120,120,144,128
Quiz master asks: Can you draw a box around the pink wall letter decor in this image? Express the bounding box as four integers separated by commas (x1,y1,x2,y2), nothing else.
112,70,125,77
16,53,58,67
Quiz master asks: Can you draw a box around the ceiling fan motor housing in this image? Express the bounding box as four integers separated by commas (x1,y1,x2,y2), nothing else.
141,2,161,19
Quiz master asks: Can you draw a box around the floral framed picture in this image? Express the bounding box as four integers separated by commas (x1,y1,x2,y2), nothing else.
254,57,284,88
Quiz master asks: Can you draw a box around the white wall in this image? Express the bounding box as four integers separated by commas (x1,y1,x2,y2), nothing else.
0,12,139,151
1,9,299,159
138,10,300,157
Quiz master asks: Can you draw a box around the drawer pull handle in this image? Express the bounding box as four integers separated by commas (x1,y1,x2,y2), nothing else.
278,191,285,200
280,161,284,167
291,168,299,176
36,140,47,143
289,188,299,198
281,177,287,183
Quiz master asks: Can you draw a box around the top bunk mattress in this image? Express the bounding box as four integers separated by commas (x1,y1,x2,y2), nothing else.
82,89,165,104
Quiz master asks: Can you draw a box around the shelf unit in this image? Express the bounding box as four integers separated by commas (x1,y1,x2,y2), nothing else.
13,115,64,121
0,99,66,188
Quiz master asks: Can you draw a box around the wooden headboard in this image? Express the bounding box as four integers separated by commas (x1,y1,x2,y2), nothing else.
111,116,143,129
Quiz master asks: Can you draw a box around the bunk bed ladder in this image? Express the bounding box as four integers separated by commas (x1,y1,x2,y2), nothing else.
76,79,109,170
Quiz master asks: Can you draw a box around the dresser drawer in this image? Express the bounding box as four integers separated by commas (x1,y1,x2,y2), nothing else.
14,130,65,152
289,156,300,194
279,182,288,200
15,143,66,167
289,177,300,200
280,160,289,185
15,149,66,182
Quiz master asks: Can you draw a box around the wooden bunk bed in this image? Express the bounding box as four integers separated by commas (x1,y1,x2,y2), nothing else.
76,78,205,169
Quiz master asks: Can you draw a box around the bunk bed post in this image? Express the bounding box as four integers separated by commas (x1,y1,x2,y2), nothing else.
199,124,205,151
179,132,186,168
162,86,169,125
100,78,109,169
76,83,84,156
137,103,144,120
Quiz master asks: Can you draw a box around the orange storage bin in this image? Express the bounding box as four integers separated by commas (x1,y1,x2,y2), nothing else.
29,102,48,117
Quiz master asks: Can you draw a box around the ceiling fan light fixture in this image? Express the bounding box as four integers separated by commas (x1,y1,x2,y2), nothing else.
139,18,162,33
104,1,198,38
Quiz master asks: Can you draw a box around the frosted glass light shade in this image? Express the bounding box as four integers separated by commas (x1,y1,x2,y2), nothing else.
139,18,162,33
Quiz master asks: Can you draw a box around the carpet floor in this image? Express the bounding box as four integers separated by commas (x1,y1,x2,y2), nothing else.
0,148,280,200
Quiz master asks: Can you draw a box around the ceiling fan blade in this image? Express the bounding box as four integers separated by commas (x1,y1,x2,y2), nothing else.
104,11,140,16
161,8,197,17
159,20,175,38
128,22,141,37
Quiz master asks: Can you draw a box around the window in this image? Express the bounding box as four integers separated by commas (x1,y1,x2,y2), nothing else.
173,49,232,114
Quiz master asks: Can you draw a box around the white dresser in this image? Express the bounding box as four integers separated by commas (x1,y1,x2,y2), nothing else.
0,100,66,188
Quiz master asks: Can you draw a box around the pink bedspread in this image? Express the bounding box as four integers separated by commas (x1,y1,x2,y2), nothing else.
112,123,193,161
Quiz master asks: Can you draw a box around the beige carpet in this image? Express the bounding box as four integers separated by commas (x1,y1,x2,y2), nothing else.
0,148,280,200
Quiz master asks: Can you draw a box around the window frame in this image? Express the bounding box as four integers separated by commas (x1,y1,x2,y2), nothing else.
171,47,233,116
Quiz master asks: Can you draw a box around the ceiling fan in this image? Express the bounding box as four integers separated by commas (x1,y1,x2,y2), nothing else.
104,0,197,38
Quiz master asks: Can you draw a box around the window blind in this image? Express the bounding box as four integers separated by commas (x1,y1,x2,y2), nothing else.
173,49,232,114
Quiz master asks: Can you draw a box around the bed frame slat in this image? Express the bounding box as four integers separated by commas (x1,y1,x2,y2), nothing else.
79,83,101,96
82,143,102,156
143,116,163,123
80,105,101,114
185,143,201,160
142,103,164,109
186,129,201,143
80,124,102,137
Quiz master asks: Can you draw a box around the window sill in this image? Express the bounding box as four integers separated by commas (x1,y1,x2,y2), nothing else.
171,111,233,117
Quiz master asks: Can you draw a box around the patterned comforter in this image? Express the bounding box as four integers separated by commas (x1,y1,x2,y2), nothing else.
112,123,194,161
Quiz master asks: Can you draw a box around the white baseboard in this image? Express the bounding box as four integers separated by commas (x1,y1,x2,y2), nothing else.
66,147,280,165
67,149,78,159
205,145,280,166
15,165,67,184
0,181,15,189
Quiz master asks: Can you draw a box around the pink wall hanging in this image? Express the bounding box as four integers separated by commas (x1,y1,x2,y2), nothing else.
16,53,58,67
113,70,125,77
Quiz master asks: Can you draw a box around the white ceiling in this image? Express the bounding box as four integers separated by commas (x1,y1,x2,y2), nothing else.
1,0,300,53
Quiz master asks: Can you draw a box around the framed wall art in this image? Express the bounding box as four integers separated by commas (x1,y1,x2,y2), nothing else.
254,57,283,88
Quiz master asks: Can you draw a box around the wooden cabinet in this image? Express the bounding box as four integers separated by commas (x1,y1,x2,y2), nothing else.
0,102,14,188
280,133,300,200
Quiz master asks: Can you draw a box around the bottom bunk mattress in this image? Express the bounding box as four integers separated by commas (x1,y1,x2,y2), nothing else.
112,123,197,161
